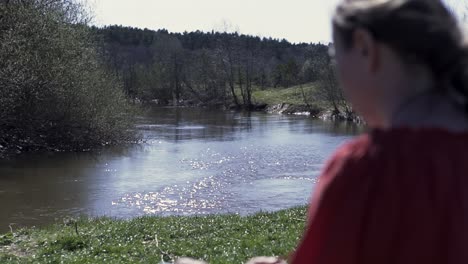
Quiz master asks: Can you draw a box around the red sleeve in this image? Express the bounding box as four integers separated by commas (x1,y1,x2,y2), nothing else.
291,137,376,264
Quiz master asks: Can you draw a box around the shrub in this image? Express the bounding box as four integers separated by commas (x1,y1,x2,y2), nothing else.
0,0,135,154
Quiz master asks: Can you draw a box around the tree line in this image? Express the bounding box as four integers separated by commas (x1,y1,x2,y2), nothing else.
92,26,344,109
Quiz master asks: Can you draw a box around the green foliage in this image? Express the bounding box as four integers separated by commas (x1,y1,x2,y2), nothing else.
0,233,13,246
253,84,319,106
0,0,135,155
0,207,307,263
49,235,87,252
273,60,300,88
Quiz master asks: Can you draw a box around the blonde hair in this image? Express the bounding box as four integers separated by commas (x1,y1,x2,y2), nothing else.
333,0,468,111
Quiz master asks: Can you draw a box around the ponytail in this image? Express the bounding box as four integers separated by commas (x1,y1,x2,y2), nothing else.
449,46,468,113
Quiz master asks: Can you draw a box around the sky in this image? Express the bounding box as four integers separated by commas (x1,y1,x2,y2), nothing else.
88,0,340,44
88,0,463,44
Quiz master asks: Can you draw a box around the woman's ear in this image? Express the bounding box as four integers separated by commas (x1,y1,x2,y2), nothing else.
352,28,380,73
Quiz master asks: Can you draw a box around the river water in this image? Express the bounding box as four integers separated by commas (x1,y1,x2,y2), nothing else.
0,107,363,232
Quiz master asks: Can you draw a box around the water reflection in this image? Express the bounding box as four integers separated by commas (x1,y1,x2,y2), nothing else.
138,107,255,142
0,107,362,232
0,153,101,230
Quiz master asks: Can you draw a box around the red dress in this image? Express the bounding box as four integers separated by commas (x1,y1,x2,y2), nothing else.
291,128,468,264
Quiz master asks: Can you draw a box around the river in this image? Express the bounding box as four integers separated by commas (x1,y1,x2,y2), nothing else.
0,107,363,232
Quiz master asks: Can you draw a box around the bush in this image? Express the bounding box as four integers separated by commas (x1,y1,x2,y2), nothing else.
0,0,135,154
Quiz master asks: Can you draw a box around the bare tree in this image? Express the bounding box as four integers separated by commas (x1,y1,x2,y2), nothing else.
306,55,350,116
181,49,225,104
236,37,257,107
219,36,241,107
152,34,185,106
215,22,242,108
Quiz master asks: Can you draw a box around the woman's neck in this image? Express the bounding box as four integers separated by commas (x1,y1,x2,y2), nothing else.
374,60,468,132
389,91,468,132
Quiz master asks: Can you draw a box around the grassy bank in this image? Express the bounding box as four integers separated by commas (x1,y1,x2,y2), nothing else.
0,207,307,264
252,84,319,106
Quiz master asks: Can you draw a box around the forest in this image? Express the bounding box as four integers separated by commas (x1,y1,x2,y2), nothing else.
92,26,342,109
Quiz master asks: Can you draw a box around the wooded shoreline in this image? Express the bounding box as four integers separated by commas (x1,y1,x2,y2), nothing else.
0,0,354,159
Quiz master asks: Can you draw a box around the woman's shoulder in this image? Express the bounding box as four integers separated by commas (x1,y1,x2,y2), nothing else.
327,132,374,169
338,127,468,153
326,127,468,177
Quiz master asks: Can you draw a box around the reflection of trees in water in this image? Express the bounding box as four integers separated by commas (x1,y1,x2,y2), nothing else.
330,121,365,135
287,118,365,136
236,110,253,131
174,107,181,142
143,107,254,142
0,152,115,232
141,106,363,142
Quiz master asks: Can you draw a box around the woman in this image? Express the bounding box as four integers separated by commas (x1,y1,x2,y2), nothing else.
254,0,468,263
291,0,468,263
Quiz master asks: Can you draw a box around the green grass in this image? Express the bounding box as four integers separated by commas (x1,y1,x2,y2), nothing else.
0,207,307,263
252,84,318,105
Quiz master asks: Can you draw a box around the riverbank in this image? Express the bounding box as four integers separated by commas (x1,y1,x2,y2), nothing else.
0,207,307,263
0,136,138,160
263,103,364,123
169,84,361,122
252,85,363,123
